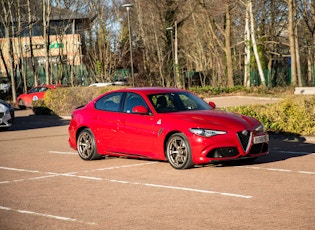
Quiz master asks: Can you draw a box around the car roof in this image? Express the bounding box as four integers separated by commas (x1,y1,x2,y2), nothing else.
32,84,63,89
113,87,187,95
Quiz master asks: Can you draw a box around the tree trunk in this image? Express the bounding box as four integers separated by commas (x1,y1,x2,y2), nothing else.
27,0,38,86
17,0,27,93
225,3,234,87
244,1,251,87
288,0,297,85
312,0,315,85
43,0,51,85
174,21,181,88
1,0,17,101
249,0,266,86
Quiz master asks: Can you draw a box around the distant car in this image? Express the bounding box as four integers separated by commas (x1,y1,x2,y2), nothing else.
68,87,269,169
0,78,11,93
0,99,14,130
88,82,113,87
17,84,62,109
112,80,128,86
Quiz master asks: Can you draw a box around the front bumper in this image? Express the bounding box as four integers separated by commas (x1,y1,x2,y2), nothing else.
190,132,269,164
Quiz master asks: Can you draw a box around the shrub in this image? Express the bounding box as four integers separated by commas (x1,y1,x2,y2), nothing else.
42,86,314,136
44,86,124,116
224,95,315,136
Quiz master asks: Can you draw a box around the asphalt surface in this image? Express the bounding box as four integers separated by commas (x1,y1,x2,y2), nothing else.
1,96,314,230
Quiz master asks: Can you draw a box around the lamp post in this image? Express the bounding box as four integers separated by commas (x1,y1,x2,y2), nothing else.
122,3,134,87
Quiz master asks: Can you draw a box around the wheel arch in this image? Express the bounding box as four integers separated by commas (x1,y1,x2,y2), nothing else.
76,126,90,142
163,130,182,158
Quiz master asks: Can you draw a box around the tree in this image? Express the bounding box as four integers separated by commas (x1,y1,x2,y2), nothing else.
0,0,17,102
43,0,51,85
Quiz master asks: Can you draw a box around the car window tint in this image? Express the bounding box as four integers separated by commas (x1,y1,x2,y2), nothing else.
148,92,211,113
39,87,48,92
95,92,123,112
149,94,177,113
124,93,148,113
29,87,40,93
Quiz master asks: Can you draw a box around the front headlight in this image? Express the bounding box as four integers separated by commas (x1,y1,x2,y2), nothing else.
255,124,265,132
189,128,227,137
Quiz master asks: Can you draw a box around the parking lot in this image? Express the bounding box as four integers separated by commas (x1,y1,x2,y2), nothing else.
1,104,315,229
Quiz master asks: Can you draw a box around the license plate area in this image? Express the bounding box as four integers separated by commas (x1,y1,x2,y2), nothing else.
253,134,269,144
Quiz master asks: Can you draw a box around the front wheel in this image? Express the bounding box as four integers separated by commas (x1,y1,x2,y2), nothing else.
166,133,194,169
18,100,26,110
77,128,102,160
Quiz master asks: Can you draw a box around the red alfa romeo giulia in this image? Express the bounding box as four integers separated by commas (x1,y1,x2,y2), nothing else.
68,87,269,169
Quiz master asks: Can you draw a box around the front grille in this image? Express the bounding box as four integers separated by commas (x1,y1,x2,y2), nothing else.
207,147,239,158
237,131,251,152
0,112,4,119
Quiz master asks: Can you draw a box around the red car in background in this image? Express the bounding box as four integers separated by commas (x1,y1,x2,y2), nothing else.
17,84,62,109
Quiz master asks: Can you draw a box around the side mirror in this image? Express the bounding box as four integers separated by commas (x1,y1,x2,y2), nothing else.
209,101,216,109
132,105,149,114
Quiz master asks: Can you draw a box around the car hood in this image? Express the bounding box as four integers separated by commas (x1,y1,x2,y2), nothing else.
163,110,260,131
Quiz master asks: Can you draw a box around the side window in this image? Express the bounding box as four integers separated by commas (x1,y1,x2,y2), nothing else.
39,87,48,92
124,93,148,113
95,92,123,112
29,87,40,93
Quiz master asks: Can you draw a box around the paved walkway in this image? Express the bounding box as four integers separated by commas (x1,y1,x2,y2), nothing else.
204,95,280,108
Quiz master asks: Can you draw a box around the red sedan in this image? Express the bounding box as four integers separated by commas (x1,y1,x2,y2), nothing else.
17,84,62,108
68,87,269,169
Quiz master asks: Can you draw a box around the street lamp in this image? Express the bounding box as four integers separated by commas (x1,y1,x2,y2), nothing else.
122,3,134,87
166,27,176,87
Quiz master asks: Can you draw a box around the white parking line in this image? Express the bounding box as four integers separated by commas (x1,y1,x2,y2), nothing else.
0,166,40,173
143,183,252,199
48,151,77,155
0,166,252,199
239,166,315,175
0,206,97,226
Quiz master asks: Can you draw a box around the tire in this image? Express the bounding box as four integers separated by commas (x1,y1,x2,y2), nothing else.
77,128,102,160
166,133,194,169
18,100,26,110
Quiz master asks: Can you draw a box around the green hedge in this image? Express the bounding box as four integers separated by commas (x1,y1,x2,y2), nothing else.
223,95,315,136
43,86,124,116
35,86,315,136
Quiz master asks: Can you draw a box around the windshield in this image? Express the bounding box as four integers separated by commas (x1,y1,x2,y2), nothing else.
148,92,211,113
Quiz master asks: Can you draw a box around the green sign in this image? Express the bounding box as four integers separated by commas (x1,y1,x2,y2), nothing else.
50,43,64,49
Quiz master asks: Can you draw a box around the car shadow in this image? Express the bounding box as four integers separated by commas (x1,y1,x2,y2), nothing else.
3,109,70,131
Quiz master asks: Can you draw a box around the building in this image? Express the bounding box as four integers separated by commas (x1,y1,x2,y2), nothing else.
0,3,93,85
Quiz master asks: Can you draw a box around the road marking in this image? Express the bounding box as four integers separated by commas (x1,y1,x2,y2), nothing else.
143,183,252,199
298,171,315,175
0,166,40,173
0,205,97,226
48,151,77,155
0,166,252,199
239,166,315,175
89,162,158,172
265,168,292,172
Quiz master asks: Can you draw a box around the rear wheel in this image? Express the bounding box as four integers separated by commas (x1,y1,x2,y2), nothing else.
166,133,194,169
77,128,102,160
